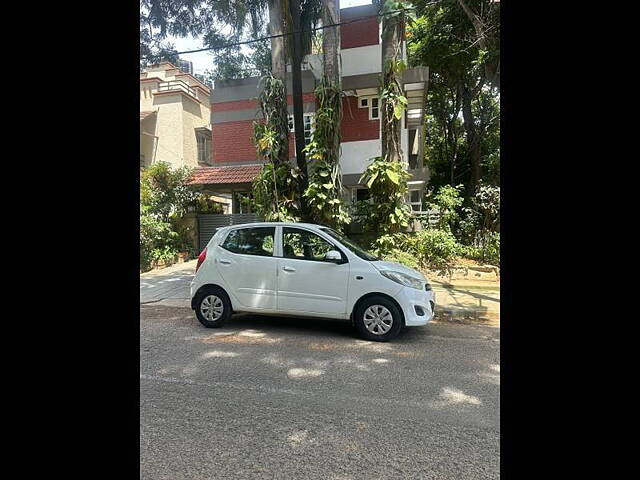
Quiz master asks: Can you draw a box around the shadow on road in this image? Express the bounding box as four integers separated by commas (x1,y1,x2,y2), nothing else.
223,313,358,339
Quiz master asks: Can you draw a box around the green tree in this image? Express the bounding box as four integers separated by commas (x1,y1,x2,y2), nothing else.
409,0,499,192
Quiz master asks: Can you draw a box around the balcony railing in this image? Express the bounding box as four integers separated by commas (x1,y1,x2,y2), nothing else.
157,79,197,98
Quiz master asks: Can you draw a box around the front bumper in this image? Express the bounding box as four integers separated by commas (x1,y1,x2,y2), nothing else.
396,285,435,327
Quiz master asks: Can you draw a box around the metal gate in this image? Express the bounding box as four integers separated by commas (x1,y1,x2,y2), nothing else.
198,213,262,251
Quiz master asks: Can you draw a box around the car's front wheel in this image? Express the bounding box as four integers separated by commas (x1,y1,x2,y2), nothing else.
194,287,231,328
354,296,403,342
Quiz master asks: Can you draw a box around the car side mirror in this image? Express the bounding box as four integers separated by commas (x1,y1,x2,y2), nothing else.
324,250,343,263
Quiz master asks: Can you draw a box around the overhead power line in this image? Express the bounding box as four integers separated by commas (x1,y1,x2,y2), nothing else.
141,7,417,61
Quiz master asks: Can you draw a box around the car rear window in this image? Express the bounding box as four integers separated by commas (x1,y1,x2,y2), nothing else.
220,227,275,257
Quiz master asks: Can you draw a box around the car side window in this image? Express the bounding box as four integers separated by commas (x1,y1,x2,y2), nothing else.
221,227,275,257
282,228,335,261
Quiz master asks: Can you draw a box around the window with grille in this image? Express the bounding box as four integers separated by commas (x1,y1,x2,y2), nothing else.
196,131,212,165
287,113,315,145
370,97,380,120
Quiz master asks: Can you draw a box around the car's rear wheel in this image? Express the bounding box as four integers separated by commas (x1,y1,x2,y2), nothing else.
194,286,231,328
354,296,403,342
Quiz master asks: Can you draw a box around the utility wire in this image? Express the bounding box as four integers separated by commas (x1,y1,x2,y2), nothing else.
141,7,417,61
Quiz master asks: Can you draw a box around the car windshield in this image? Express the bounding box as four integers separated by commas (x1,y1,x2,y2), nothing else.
320,227,379,261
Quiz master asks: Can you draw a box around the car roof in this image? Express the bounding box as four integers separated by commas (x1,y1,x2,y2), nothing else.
219,222,329,230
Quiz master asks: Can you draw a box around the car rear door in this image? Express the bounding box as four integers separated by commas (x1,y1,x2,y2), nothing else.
215,226,278,310
276,227,349,316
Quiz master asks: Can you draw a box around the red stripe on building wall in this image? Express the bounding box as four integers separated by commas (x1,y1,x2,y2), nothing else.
213,93,316,111
341,96,379,142
212,120,258,163
212,121,303,164
341,17,379,49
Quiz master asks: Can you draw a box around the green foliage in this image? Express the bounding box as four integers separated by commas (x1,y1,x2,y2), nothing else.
254,74,290,165
140,161,203,271
380,58,408,162
374,228,462,275
250,73,300,221
380,60,408,122
427,184,464,231
303,77,350,229
140,214,179,271
381,249,420,270
196,195,224,214
140,162,199,221
140,1,272,77
304,160,351,229
305,77,342,165
459,183,500,264
408,0,500,194
356,157,412,233
379,0,417,23
250,163,301,222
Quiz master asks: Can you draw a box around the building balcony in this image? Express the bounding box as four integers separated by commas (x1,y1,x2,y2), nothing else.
156,79,197,98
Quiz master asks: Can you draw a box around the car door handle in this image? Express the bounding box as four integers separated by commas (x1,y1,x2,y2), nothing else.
219,259,231,265
282,266,296,272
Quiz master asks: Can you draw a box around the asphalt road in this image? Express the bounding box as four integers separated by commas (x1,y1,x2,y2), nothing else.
140,305,500,479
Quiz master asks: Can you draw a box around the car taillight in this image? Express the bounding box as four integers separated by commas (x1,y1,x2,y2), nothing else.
196,247,207,272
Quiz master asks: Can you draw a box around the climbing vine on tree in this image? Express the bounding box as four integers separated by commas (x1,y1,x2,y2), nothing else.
303,77,350,230
356,157,412,234
251,74,300,221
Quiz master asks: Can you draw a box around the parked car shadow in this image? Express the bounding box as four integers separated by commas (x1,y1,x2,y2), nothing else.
226,313,357,339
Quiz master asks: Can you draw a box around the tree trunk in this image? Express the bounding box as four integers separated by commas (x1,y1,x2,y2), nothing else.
322,0,341,167
268,0,289,165
381,9,403,163
289,0,310,219
322,0,340,83
461,84,482,190
456,0,500,90
269,0,286,83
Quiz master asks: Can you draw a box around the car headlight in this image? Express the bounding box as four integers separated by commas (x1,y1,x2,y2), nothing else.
380,270,424,290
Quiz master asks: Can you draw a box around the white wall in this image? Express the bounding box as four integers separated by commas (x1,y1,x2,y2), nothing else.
341,44,382,77
340,140,381,175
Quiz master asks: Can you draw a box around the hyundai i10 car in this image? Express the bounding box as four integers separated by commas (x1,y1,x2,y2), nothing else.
190,222,435,341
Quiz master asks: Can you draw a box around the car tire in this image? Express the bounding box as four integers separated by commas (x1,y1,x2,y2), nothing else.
194,286,231,328
354,296,403,342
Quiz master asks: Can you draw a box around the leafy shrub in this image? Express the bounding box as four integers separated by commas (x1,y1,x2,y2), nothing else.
373,228,462,275
483,232,500,265
140,161,205,271
381,249,420,270
408,229,462,274
457,232,499,266
140,214,178,271
459,183,500,263
426,184,464,232
140,162,199,220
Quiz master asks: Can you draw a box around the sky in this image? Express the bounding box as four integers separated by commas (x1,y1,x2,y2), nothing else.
165,0,373,75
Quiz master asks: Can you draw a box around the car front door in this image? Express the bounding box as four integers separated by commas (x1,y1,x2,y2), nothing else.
215,226,278,310
276,227,349,316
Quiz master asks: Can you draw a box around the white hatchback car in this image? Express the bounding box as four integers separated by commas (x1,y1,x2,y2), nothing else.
190,222,435,341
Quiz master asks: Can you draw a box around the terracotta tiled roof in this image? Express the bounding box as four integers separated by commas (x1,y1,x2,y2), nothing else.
140,111,156,121
189,164,263,185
